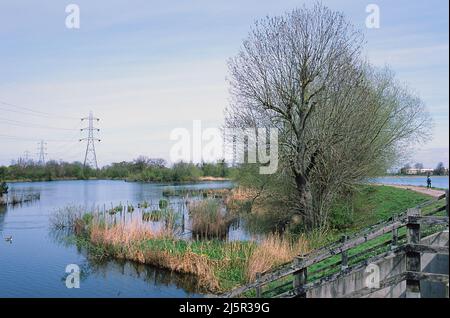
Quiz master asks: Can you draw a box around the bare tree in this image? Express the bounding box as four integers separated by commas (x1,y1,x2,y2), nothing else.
434,162,446,176
133,156,166,171
400,163,411,175
226,3,430,230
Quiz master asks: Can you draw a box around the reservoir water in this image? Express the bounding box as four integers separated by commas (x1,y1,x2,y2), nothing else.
0,180,233,297
369,176,449,189
2,176,446,297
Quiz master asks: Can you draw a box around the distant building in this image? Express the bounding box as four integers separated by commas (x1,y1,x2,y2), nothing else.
404,168,434,175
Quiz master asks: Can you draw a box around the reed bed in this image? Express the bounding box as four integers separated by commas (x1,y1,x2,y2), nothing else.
64,213,311,293
84,219,253,291
50,206,83,229
189,199,230,239
90,219,156,246
246,234,310,282
51,197,310,293
3,192,41,206
223,187,257,212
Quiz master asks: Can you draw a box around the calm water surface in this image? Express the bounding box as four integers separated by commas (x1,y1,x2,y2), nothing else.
0,180,234,297
369,176,449,189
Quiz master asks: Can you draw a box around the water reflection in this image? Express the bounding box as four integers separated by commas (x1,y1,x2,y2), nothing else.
49,226,205,295
88,260,203,295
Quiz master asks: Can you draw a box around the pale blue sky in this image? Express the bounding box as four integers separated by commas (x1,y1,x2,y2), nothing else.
0,0,448,169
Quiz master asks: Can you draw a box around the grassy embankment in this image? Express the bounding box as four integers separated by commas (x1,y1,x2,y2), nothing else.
63,185,434,294
258,187,447,297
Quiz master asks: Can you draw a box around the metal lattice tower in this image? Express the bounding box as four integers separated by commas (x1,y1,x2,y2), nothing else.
80,111,100,169
37,141,47,165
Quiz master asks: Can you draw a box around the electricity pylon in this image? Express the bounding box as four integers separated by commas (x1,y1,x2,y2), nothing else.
80,111,100,169
37,141,47,165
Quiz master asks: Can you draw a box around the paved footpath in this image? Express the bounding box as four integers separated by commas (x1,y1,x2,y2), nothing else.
376,184,446,198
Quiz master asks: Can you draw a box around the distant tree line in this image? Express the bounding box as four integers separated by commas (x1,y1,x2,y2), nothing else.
399,162,448,175
0,156,232,183
434,162,448,175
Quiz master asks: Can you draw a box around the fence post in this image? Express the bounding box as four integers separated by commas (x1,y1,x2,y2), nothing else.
255,272,262,298
181,213,185,233
391,215,398,250
406,208,421,298
341,235,349,271
293,256,307,298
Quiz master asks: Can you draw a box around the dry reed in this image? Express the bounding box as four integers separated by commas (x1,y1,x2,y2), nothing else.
189,199,230,238
246,233,310,282
88,219,220,290
78,215,310,292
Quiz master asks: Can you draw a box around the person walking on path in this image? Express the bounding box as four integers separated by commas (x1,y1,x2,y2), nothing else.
426,174,432,189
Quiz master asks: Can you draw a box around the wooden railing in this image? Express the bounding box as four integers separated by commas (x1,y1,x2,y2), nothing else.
222,190,449,298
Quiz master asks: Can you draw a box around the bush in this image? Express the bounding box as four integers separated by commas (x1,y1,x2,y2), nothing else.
0,182,8,196
329,193,355,230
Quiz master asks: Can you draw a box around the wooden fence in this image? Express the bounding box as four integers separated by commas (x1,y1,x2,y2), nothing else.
222,190,449,298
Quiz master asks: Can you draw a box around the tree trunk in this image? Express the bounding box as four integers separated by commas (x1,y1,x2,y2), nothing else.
294,173,314,230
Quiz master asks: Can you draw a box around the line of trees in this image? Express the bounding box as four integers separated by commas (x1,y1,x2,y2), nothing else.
434,162,448,175
399,162,448,175
0,156,232,183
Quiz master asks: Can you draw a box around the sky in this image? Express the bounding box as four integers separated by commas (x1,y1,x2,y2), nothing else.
0,0,448,169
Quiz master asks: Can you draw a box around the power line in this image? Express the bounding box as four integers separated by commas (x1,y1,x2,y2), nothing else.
0,126,81,162
47,141,82,156
0,101,103,165
0,100,79,120
0,117,79,131
0,133,75,142
80,111,100,169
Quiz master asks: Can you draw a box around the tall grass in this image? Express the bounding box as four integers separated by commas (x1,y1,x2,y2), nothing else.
54,204,311,293
189,199,230,239
85,220,310,291
4,192,41,206
90,219,157,246
50,206,84,229
246,234,309,282
84,219,251,291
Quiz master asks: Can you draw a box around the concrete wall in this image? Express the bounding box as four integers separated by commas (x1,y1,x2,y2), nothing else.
420,230,449,298
306,230,448,298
